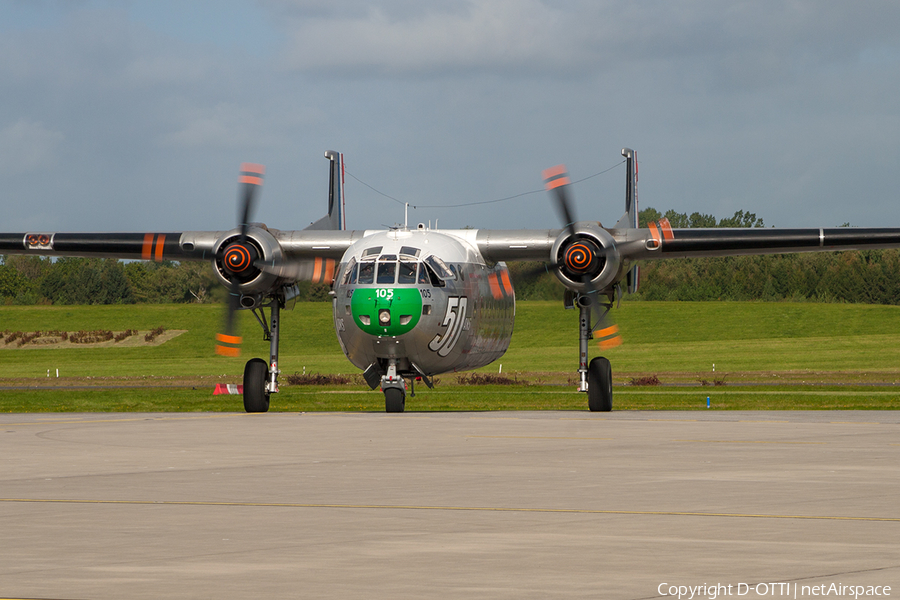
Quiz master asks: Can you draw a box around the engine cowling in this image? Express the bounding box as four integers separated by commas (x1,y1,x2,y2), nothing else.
550,222,621,293
212,226,283,295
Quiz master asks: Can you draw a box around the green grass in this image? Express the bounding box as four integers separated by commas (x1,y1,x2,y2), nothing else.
3,386,899,413
3,300,900,411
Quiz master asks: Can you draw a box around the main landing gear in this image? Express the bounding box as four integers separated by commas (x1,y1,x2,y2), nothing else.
572,291,614,412
242,298,282,413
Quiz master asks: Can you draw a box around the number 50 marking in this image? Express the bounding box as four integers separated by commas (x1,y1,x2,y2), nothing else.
428,296,468,357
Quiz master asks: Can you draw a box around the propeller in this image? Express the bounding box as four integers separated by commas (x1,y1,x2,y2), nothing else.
215,163,265,357
542,164,621,349
255,256,337,284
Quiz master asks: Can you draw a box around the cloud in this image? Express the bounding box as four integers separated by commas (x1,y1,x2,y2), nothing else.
0,119,65,176
272,0,900,88
277,0,581,75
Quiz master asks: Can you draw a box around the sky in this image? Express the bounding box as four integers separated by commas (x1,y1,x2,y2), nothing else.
1,0,899,235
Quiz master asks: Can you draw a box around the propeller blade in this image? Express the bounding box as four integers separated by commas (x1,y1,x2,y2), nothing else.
256,257,337,284
216,290,243,357
238,163,265,239
543,164,577,238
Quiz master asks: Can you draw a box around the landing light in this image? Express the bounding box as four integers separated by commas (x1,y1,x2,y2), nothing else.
379,309,391,325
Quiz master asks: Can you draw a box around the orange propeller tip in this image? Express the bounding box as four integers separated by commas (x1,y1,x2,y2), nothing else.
216,345,241,357
240,163,266,175
597,337,623,350
216,333,242,357
542,164,567,179
543,164,570,190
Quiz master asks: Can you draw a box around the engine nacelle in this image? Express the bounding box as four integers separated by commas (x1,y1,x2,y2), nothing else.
550,222,621,293
212,226,284,295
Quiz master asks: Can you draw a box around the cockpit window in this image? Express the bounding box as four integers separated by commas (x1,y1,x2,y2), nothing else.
341,257,357,285
400,246,421,258
417,263,430,285
377,261,396,284
398,260,417,284
357,261,375,284
362,247,382,257
422,262,445,287
424,255,455,280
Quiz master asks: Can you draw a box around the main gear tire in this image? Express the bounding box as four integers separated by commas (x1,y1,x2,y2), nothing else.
243,358,270,413
587,357,613,412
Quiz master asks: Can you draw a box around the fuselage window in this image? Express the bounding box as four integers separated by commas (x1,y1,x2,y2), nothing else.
358,261,375,284
377,261,397,284
398,261,417,284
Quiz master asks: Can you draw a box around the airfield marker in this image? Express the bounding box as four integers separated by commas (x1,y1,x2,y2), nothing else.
707,396,711,408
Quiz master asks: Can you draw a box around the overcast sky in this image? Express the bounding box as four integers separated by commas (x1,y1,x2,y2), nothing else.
2,0,899,235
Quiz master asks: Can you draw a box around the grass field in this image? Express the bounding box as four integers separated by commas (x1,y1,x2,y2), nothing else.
3,300,900,411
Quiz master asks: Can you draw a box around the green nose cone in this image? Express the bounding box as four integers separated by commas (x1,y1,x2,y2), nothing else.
351,288,423,336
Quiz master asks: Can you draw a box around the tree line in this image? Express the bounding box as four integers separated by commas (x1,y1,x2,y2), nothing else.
0,256,331,305
511,208,900,305
2,208,897,306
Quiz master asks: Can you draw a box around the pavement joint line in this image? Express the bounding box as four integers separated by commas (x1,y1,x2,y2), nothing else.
2,498,899,522
0,414,243,426
466,435,614,440
673,439,828,444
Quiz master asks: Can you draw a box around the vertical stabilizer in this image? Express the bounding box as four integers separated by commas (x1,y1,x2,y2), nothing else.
615,148,638,230
617,148,640,293
305,150,346,231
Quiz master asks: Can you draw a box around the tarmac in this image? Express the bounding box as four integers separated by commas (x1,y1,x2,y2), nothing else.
1,410,899,599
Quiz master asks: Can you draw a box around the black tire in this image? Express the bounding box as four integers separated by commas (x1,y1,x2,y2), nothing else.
587,356,613,412
384,387,405,413
243,358,270,413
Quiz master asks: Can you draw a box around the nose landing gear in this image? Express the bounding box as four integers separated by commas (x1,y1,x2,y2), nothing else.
381,358,406,413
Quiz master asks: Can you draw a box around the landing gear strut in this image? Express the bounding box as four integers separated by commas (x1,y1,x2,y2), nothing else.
242,298,281,413
574,292,613,412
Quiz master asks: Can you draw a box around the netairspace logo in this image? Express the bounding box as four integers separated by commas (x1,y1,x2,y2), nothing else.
657,582,892,599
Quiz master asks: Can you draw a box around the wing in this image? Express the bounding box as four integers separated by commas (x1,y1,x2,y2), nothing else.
612,223,900,262
0,230,360,263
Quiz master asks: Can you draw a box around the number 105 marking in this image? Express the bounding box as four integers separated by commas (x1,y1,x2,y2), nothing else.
376,288,394,300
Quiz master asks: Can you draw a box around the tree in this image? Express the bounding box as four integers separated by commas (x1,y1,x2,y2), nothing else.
717,210,764,228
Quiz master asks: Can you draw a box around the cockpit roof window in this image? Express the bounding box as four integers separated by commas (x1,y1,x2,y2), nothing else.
362,247,382,257
400,246,421,258
424,255,455,280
